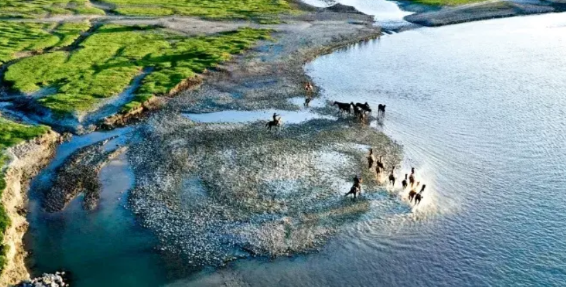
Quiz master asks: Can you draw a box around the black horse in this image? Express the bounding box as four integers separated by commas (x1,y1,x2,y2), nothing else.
377,104,386,116
333,101,351,114
401,174,408,190
355,102,372,113
266,113,282,131
415,184,426,205
345,176,363,199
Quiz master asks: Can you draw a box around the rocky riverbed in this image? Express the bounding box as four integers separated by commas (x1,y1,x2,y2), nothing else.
15,272,68,287
124,8,401,267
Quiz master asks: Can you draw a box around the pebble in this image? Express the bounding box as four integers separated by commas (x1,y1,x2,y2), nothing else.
16,272,67,287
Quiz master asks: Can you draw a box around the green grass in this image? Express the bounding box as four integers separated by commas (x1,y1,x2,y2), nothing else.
52,22,92,47
0,117,49,273
4,25,271,114
0,21,90,64
121,93,154,112
0,0,104,18
0,0,293,19
102,0,295,20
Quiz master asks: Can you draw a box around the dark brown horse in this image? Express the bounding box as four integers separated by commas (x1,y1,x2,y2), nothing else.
367,148,375,169
408,182,421,202
388,166,396,187
414,184,426,205
377,156,385,170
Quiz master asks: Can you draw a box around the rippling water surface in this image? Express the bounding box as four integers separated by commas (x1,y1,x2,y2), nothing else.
28,13,566,287
173,13,566,286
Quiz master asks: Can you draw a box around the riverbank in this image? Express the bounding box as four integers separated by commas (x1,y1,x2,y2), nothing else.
0,129,60,286
0,3,387,285
402,0,565,27
2,0,561,285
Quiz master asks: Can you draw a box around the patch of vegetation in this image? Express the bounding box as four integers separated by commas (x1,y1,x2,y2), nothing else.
407,0,487,6
52,22,92,47
0,117,49,273
0,0,104,18
0,21,90,64
4,25,272,114
102,0,295,20
121,93,154,113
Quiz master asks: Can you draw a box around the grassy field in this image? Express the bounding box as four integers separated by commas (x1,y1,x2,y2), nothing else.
0,0,104,18
0,21,91,64
4,25,271,114
0,0,295,20
0,117,49,272
102,0,295,20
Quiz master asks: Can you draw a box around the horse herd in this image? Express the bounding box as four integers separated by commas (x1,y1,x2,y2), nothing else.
265,82,386,131
345,148,427,207
333,101,386,122
265,82,426,206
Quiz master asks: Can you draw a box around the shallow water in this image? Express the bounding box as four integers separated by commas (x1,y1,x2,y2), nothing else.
169,13,566,286
26,130,169,287
302,0,412,26
184,108,334,124
27,13,566,287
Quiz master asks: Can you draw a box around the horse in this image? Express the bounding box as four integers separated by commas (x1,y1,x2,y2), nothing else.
414,184,426,205
353,106,366,121
409,167,416,187
367,148,375,169
377,156,385,170
266,113,282,131
333,101,351,114
345,176,363,199
401,174,408,190
408,182,421,202
377,104,386,116
345,185,360,199
305,82,314,94
388,166,396,187
355,102,372,114
304,97,311,107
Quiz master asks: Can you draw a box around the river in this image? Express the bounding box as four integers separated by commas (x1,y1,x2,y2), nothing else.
173,13,566,286
27,10,566,287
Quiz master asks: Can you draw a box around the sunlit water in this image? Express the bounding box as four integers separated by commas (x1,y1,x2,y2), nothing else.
169,13,566,286
302,0,412,27
27,13,566,287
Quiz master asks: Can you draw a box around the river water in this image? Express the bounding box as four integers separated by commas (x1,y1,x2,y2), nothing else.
27,11,566,287
170,13,566,286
